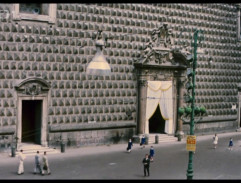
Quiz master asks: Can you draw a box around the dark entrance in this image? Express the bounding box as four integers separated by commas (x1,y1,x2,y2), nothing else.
22,100,42,144
240,107,241,128
149,105,166,133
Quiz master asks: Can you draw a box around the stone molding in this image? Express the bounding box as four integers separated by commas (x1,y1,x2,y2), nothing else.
49,121,136,132
182,116,237,124
0,126,15,135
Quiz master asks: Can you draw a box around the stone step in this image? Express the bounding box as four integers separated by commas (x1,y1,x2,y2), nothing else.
147,134,178,144
148,137,178,141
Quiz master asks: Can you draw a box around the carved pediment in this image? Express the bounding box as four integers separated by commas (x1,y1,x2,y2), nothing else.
138,22,174,65
15,77,51,96
135,22,192,67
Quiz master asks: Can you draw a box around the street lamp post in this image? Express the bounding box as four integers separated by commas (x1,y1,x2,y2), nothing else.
186,29,202,180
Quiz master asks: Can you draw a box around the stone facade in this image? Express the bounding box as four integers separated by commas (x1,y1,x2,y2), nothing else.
0,3,240,148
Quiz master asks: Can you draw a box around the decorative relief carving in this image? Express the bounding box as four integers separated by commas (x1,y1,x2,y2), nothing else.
139,22,174,64
135,22,192,67
138,79,147,86
24,83,41,96
14,77,51,97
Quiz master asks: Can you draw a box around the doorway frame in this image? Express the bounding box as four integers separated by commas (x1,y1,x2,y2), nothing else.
15,77,51,147
17,95,48,146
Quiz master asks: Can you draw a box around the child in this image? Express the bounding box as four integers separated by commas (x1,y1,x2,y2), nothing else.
149,146,155,162
228,138,233,150
140,135,146,149
127,139,133,152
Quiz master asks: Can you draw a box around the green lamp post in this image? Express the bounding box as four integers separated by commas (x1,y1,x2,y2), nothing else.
178,29,206,180
186,29,203,180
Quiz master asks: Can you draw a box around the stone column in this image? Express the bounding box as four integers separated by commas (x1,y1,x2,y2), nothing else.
175,76,186,139
137,78,148,135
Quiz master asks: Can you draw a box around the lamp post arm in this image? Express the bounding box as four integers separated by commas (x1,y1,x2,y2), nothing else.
194,116,203,124
181,116,191,123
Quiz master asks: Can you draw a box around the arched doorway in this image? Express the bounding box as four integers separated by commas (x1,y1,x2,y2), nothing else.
149,105,166,134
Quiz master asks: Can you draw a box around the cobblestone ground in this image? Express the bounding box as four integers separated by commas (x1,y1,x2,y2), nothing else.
1,131,241,180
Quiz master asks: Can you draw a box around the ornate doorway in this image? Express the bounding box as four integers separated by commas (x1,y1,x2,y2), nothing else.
15,77,51,146
134,22,192,138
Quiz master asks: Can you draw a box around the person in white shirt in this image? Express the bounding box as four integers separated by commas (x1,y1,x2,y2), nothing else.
17,149,26,175
42,151,51,175
34,151,43,175
213,133,218,149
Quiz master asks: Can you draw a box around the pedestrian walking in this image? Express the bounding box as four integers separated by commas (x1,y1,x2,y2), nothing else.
140,135,146,148
126,139,133,152
142,154,150,177
34,151,43,175
17,149,26,175
213,133,218,149
42,151,51,175
228,138,233,150
149,146,155,162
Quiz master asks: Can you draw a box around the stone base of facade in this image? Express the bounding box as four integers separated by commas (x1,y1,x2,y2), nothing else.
48,127,136,148
183,119,239,136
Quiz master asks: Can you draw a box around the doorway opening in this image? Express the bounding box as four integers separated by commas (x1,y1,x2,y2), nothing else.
240,107,241,128
149,105,166,134
22,100,42,144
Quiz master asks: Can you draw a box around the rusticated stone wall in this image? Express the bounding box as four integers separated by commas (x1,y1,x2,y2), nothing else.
0,3,240,147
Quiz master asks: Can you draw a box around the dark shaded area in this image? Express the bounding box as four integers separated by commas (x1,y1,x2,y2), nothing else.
149,105,166,134
112,132,124,144
22,100,42,144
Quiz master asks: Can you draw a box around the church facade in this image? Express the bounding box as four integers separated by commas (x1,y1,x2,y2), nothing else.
0,3,241,148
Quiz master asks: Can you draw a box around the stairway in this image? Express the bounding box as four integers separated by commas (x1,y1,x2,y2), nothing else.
148,134,178,144
15,143,60,156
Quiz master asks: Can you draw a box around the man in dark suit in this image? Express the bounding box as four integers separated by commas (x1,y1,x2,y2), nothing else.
142,154,150,176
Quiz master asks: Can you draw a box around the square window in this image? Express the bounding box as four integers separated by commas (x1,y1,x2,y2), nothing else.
12,3,56,24
19,4,48,15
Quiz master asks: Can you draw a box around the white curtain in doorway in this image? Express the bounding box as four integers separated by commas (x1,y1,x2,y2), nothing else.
145,81,173,134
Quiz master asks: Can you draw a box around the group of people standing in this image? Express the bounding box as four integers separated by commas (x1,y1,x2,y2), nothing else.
17,150,51,175
126,135,155,177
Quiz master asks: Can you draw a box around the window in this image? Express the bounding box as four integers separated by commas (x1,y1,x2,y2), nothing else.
19,4,48,15
12,3,56,24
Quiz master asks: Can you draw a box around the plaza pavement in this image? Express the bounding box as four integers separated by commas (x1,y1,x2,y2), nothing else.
1,131,241,180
